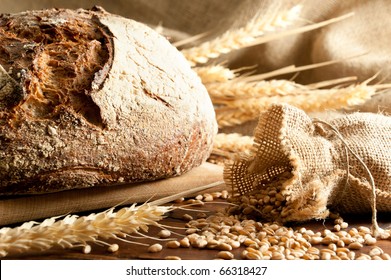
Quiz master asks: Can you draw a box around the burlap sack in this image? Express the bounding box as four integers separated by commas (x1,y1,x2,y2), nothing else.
225,104,391,224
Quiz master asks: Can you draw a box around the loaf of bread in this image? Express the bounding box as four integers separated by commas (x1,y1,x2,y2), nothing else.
0,7,217,195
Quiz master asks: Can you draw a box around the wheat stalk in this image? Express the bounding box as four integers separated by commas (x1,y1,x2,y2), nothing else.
237,58,360,83
215,83,380,127
181,5,302,65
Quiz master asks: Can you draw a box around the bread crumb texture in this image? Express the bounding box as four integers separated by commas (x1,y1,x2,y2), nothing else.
0,7,217,195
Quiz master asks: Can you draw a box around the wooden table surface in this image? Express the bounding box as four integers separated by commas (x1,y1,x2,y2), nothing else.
3,193,391,260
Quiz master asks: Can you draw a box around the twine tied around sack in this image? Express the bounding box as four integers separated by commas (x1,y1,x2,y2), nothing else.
312,119,387,238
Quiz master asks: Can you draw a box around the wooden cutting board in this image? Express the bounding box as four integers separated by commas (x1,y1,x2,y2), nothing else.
0,162,224,226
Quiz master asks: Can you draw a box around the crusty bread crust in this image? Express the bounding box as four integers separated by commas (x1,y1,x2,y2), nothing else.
0,7,217,195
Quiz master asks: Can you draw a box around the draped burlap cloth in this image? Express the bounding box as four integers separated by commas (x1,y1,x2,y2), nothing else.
225,104,391,223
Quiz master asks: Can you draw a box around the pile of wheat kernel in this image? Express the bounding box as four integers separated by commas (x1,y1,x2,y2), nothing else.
157,190,391,260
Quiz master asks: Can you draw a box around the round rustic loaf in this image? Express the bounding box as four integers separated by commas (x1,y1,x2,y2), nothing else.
0,7,217,195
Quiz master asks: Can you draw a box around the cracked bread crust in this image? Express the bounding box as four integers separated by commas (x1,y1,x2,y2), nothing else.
0,7,217,195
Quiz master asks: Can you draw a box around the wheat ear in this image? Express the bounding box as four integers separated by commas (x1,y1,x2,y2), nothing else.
213,133,254,153
215,83,380,128
0,203,172,257
212,133,254,161
181,5,302,65
215,109,259,128
208,77,358,102
208,79,308,102
0,181,225,258
194,65,237,84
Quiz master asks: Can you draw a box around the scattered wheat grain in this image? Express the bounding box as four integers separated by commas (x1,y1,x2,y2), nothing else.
148,243,163,253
